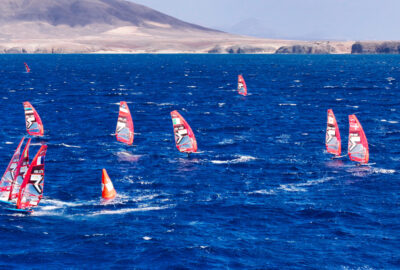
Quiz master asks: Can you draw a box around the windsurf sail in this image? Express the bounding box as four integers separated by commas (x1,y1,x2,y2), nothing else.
0,137,25,202
115,101,134,145
17,145,47,210
326,109,341,156
238,74,247,96
348,115,369,164
24,62,30,73
170,110,197,153
9,138,31,201
23,102,44,136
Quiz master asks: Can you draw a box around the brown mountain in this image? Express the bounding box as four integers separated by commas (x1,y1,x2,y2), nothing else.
0,0,353,54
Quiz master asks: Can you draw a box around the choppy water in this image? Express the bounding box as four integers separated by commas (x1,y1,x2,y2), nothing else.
0,54,399,269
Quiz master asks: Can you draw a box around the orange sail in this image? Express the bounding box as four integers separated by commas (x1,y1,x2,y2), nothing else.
171,110,197,153
326,109,341,156
23,102,44,136
24,62,30,73
238,75,247,96
116,101,134,145
102,169,116,200
16,145,47,210
348,115,369,164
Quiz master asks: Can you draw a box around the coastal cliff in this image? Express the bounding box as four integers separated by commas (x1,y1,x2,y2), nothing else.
352,42,400,54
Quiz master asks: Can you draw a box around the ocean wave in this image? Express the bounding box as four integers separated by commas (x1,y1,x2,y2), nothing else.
276,134,290,144
58,143,81,148
279,177,334,192
211,155,257,164
279,103,297,106
372,168,396,174
115,151,142,162
30,143,44,146
145,102,174,106
218,138,235,145
248,189,275,195
381,119,399,124
42,199,90,208
87,205,172,216
279,184,307,192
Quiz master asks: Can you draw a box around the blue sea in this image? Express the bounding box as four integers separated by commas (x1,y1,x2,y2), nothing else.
0,54,398,269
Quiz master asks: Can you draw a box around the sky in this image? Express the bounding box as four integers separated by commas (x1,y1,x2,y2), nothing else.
131,0,400,41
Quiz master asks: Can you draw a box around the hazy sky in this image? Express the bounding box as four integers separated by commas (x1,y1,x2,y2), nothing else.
131,0,400,40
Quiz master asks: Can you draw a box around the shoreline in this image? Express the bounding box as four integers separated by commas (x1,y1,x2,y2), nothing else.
0,40,398,55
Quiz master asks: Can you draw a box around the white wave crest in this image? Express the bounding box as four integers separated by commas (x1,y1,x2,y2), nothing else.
218,139,234,145
248,189,275,195
372,168,396,174
279,177,334,192
116,151,141,162
43,199,89,208
145,102,174,106
279,184,307,192
276,134,290,144
381,119,399,124
88,205,171,216
211,155,257,164
59,143,81,148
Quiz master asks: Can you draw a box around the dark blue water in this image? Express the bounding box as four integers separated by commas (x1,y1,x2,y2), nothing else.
0,54,398,269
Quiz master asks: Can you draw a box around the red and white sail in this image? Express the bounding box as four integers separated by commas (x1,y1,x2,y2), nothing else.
116,101,134,145
171,110,197,153
23,102,44,136
238,75,247,96
326,109,341,156
9,138,31,201
348,115,369,164
17,145,47,210
0,137,25,202
24,62,30,73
